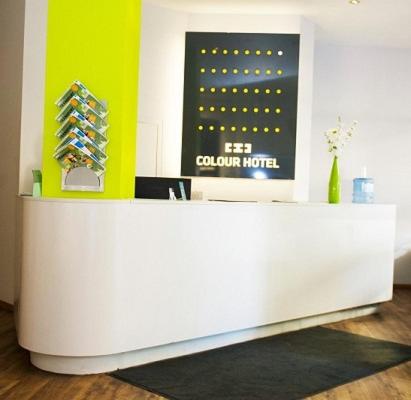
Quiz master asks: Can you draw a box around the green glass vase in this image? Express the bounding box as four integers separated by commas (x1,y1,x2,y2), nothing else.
328,156,340,204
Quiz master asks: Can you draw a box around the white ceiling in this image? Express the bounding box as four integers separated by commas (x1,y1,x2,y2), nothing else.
147,0,411,48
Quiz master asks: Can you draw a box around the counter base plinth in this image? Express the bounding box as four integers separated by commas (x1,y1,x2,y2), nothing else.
30,304,379,375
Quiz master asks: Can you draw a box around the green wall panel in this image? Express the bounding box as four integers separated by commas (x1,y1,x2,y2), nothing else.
42,0,141,198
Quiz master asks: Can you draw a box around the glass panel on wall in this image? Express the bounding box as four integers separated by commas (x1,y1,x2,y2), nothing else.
181,32,300,180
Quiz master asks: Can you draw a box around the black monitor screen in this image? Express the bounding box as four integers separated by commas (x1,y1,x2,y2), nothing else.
135,177,192,200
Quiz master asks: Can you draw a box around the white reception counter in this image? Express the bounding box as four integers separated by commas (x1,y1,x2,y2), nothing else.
16,197,396,374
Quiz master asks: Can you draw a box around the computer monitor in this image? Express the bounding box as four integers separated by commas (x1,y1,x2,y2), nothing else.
135,177,192,200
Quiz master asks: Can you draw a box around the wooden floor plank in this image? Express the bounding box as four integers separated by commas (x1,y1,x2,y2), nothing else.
0,290,410,400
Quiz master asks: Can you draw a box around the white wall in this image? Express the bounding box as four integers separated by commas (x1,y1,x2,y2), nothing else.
310,43,411,283
137,2,315,201
19,0,48,194
137,3,188,179
0,0,25,304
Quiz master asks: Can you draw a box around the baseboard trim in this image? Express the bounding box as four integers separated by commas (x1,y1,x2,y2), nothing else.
0,300,14,312
394,284,411,290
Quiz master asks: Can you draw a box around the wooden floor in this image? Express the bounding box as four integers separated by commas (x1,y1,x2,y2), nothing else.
1,290,410,400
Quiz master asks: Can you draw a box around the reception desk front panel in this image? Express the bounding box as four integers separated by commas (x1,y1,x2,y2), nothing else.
17,198,395,373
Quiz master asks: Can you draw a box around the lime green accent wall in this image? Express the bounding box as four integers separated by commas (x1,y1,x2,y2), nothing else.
42,0,141,198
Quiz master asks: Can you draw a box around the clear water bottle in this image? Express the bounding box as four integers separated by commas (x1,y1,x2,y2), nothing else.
353,177,374,203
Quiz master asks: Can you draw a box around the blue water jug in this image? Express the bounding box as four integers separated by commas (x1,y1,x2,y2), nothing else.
353,178,374,204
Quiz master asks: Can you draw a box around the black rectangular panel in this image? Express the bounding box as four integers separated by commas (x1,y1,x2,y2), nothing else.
135,177,192,200
181,32,300,180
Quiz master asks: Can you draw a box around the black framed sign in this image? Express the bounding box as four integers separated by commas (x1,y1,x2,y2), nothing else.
181,32,300,180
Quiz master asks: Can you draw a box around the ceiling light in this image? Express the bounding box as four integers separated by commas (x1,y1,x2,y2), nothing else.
349,0,360,4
